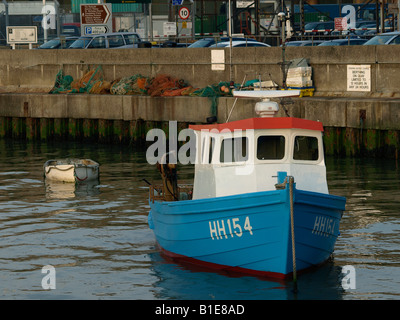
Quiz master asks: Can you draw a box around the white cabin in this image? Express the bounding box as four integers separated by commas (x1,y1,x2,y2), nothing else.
189,101,328,200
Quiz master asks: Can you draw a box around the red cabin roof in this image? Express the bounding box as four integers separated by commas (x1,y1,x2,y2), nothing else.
189,117,324,132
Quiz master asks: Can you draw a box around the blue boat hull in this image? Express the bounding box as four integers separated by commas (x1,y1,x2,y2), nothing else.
148,187,346,279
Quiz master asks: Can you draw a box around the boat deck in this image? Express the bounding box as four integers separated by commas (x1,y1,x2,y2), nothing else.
149,184,193,202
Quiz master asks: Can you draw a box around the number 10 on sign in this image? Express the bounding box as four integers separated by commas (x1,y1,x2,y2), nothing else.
179,7,190,20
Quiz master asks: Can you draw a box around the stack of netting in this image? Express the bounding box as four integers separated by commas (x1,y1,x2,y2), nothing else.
49,70,74,94
49,68,239,106
50,66,110,94
190,81,236,116
110,75,150,95
146,74,195,97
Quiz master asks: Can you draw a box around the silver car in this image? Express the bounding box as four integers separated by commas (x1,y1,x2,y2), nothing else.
209,41,270,48
68,32,143,49
363,31,400,45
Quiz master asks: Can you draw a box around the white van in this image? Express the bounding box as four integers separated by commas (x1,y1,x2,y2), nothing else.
68,32,148,49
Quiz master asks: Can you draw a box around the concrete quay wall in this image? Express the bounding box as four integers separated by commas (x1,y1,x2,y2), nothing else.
1,93,400,158
1,45,400,97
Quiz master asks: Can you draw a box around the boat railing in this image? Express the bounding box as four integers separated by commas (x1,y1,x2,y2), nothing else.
149,184,193,202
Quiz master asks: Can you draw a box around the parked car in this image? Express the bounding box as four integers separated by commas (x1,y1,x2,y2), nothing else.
61,23,81,37
68,32,149,49
356,20,376,28
317,38,368,46
363,31,400,45
152,40,188,48
285,40,324,46
188,37,257,48
304,21,335,35
36,36,79,49
209,40,270,48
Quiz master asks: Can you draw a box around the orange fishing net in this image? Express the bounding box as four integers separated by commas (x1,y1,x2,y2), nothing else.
146,74,190,97
50,66,231,100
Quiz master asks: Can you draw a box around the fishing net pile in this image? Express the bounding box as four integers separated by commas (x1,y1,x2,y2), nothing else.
110,74,150,95
50,66,110,94
190,81,234,116
49,67,238,100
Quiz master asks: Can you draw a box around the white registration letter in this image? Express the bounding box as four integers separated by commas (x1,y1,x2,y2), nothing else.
232,218,242,237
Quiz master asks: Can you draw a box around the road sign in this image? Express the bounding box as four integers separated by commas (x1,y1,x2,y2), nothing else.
178,7,190,20
85,25,110,35
80,3,112,35
334,17,347,31
172,0,184,5
7,26,37,44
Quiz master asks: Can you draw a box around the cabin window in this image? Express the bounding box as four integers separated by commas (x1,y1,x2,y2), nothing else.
293,136,319,161
257,135,286,160
208,137,215,163
200,136,216,164
220,137,248,163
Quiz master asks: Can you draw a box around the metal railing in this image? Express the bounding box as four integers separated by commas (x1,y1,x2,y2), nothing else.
1,27,387,50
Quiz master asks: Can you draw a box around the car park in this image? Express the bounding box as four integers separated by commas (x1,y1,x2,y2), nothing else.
188,37,257,48
209,40,270,47
36,36,79,49
363,31,400,45
68,32,148,49
317,38,368,46
285,40,324,46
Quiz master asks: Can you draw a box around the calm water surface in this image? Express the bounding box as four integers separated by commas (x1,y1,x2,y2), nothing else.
0,139,399,300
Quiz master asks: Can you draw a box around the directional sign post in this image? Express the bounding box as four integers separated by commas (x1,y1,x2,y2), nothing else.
80,3,112,35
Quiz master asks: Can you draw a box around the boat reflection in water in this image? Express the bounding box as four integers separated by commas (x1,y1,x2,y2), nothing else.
148,90,346,281
149,251,345,300
45,179,100,200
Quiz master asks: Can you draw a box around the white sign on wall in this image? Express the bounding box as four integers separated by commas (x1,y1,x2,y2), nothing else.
163,22,176,36
347,65,371,92
211,50,225,71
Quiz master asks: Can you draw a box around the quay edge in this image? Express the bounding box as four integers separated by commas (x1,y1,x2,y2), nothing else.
0,93,400,158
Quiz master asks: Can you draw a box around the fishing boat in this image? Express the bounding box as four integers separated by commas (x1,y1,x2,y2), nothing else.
44,158,99,183
148,90,346,280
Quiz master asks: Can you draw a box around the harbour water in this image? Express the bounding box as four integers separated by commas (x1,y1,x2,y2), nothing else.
0,139,400,300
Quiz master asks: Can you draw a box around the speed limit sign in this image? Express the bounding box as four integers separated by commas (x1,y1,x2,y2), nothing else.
178,7,190,20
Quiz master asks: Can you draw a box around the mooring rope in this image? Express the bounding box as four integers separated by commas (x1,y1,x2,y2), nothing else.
74,164,89,181
45,166,74,174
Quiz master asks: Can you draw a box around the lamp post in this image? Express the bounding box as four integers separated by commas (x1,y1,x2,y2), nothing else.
278,11,287,89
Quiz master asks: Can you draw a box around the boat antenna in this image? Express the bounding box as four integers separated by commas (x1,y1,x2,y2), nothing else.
226,74,247,123
279,97,293,117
